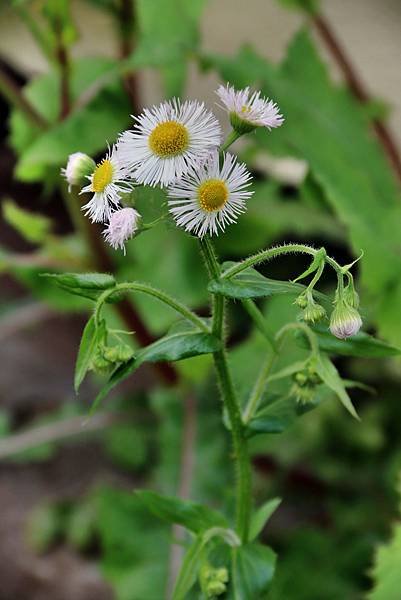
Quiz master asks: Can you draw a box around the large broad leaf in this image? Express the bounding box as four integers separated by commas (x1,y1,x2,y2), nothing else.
42,272,116,301
306,325,401,358
93,324,221,408
369,525,401,600
135,490,227,533
209,262,328,303
208,31,401,348
10,58,131,181
135,0,206,95
229,543,277,599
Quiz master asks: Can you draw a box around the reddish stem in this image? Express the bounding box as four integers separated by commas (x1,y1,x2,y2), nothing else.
313,14,401,185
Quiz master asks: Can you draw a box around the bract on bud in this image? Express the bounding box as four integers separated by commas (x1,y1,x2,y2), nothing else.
302,301,326,324
330,300,362,339
62,152,96,190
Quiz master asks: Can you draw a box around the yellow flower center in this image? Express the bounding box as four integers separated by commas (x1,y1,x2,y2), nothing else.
198,179,228,212
148,120,189,157
241,104,250,113
92,159,114,192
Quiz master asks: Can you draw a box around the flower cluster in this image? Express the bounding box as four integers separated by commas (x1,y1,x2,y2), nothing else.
62,85,284,250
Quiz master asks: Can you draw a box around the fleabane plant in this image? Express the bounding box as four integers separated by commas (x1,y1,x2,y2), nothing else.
54,85,389,598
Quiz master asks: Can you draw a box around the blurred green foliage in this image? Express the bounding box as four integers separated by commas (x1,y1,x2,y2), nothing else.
1,0,401,598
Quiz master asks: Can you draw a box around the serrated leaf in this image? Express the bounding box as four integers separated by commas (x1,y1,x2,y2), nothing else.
135,490,228,533
2,199,51,244
249,498,282,542
368,524,401,600
74,317,105,392
315,353,359,419
305,325,401,358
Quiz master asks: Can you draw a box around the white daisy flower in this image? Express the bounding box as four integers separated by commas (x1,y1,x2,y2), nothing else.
81,146,132,223
167,151,253,237
62,152,95,190
117,99,222,187
216,84,284,134
103,207,141,253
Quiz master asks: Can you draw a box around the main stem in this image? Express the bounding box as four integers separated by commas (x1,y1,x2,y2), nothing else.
200,237,251,542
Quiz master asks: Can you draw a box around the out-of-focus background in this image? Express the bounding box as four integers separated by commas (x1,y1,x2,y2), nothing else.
0,1,401,599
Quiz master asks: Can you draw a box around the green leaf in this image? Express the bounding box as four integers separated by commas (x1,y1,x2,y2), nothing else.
172,536,204,600
74,317,105,392
249,498,282,542
42,272,116,302
229,543,277,599
208,262,319,301
247,395,303,435
10,58,131,181
2,199,51,244
369,525,401,600
208,31,401,347
93,326,221,409
306,325,401,358
134,490,228,533
315,353,359,419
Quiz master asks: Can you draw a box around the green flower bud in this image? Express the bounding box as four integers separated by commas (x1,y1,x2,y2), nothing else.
91,351,112,375
330,300,362,340
294,293,308,309
207,581,226,597
343,283,360,309
103,344,134,364
302,301,326,324
62,152,96,190
199,564,229,598
229,111,257,135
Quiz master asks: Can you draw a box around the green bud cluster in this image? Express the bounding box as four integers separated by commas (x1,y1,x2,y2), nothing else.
91,343,134,375
291,362,322,405
199,564,229,598
295,291,326,324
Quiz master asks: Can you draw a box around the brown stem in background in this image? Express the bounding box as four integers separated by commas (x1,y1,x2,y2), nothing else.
54,22,71,120
118,0,141,113
0,65,47,129
313,14,401,185
166,392,197,598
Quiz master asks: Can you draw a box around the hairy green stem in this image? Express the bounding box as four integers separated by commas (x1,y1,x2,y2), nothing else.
199,237,252,542
221,244,342,280
95,281,208,333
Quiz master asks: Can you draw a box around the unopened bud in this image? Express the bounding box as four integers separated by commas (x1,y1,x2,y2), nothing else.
330,300,362,340
302,301,326,324
62,153,96,190
200,565,229,598
103,344,134,364
103,207,141,253
295,293,308,309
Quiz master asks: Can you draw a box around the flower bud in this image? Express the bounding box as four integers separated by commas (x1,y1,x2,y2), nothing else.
62,152,96,190
302,301,326,324
229,111,257,135
200,565,229,598
103,344,134,364
329,300,362,339
343,284,360,309
103,207,141,253
294,293,308,309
